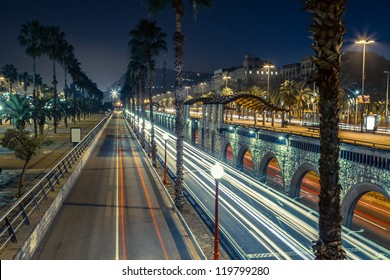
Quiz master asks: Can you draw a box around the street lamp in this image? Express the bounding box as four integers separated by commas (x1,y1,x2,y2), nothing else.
211,162,224,260
163,132,169,185
354,90,360,126
263,64,275,96
385,71,390,124
223,75,231,89
355,39,374,131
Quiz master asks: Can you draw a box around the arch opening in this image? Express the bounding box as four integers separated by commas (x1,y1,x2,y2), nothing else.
351,191,390,249
224,143,234,165
298,170,320,211
264,158,284,193
242,150,255,174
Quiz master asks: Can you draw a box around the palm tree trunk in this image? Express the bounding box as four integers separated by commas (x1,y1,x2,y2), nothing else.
32,57,38,138
173,0,185,209
305,0,346,260
52,60,58,133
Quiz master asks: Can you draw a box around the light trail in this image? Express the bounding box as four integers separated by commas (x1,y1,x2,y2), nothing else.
136,119,390,259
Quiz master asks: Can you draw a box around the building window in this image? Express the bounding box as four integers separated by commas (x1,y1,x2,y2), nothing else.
257,70,259,74
249,70,252,74
261,71,264,75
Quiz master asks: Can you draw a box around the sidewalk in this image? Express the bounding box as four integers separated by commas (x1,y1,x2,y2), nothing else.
224,119,390,150
0,115,106,211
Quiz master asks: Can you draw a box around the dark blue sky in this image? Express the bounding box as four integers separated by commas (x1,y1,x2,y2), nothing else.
1,0,390,91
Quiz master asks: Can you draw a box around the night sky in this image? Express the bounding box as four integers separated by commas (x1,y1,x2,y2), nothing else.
1,0,390,91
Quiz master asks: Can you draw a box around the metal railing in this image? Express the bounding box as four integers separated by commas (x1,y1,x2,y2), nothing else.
0,114,110,253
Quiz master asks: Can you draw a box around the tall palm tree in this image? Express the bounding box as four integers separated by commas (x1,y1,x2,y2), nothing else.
59,42,75,128
67,57,82,124
42,25,67,133
296,82,313,121
129,19,167,167
144,0,212,209
18,20,45,98
305,0,346,260
1,64,18,93
18,20,45,137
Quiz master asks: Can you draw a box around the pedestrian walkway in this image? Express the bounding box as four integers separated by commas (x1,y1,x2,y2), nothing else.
0,115,106,211
224,119,390,150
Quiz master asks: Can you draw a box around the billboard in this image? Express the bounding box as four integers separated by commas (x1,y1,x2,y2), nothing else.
357,95,370,104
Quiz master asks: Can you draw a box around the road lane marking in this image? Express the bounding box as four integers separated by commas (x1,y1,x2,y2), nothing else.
119,147,127,260
131,147,169,260
115,121,120,260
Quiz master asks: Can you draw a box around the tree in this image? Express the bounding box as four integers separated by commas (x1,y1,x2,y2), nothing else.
18,72,33,95
1,93,33,130
42,26,67,133
305,0,346,260
59,42,75,128
18,20,45,137
1,129,52,197
129,19,167,167
144,0,212,209
1,64,18,93
279,80,297,122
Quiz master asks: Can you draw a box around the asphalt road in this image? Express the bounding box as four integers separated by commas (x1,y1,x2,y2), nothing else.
33,112,195,260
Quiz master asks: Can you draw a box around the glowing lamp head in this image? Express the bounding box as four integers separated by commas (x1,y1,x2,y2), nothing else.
211,162,224,180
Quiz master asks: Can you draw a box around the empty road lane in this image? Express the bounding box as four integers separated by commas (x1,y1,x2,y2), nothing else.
33,112,197,260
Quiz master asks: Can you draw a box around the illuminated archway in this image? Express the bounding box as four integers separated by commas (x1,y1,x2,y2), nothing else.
224,143,234,165
241,149,255,174
264,158,284,193
341,183,390,249
350,191,390,248
298,171,320,211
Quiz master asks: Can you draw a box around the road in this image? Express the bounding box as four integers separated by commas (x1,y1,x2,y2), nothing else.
33,112,196,260
146,121,390,260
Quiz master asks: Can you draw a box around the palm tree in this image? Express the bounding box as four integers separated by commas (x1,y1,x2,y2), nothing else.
32,95,53,135
18,20,45,137
296,82,313,122
18,72,33,95
18,20,45,98
67,57,82,124
305,0,346,260
129,19,167,167
42,25,67,133
59,42,75,128
1,93,33,130
1,64,18,93
144,0,212,209
279,80,297,122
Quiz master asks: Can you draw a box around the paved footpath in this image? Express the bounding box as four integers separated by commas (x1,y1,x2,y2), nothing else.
0,115,105,211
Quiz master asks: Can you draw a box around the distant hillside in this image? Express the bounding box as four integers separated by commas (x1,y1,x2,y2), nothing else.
108,67,212,94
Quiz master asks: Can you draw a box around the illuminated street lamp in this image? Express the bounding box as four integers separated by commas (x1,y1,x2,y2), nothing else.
163,132,169,185
211,162,224,260
354,90,360,126
223,75,231,89
263,64,275,96
355,39,374,131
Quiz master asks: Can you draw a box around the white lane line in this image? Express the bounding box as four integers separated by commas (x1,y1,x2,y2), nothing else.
115,119,120,260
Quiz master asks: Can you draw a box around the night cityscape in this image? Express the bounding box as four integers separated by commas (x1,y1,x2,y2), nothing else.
1,1,390,278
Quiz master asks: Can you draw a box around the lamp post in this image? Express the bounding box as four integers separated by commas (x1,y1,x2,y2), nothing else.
355,39,374,132
263,64,275,96
211,162,224,260
163,132,169,185
354,90,360,127
385,71,390,124
223,75,231,89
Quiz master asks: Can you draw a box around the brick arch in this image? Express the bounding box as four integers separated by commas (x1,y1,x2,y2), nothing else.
221,140,235,166
259,152,285,193
288,163,319,198
341,182,389,228
236,144,255,175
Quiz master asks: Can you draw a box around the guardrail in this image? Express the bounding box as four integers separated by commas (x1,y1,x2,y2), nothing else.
0,114,110,253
